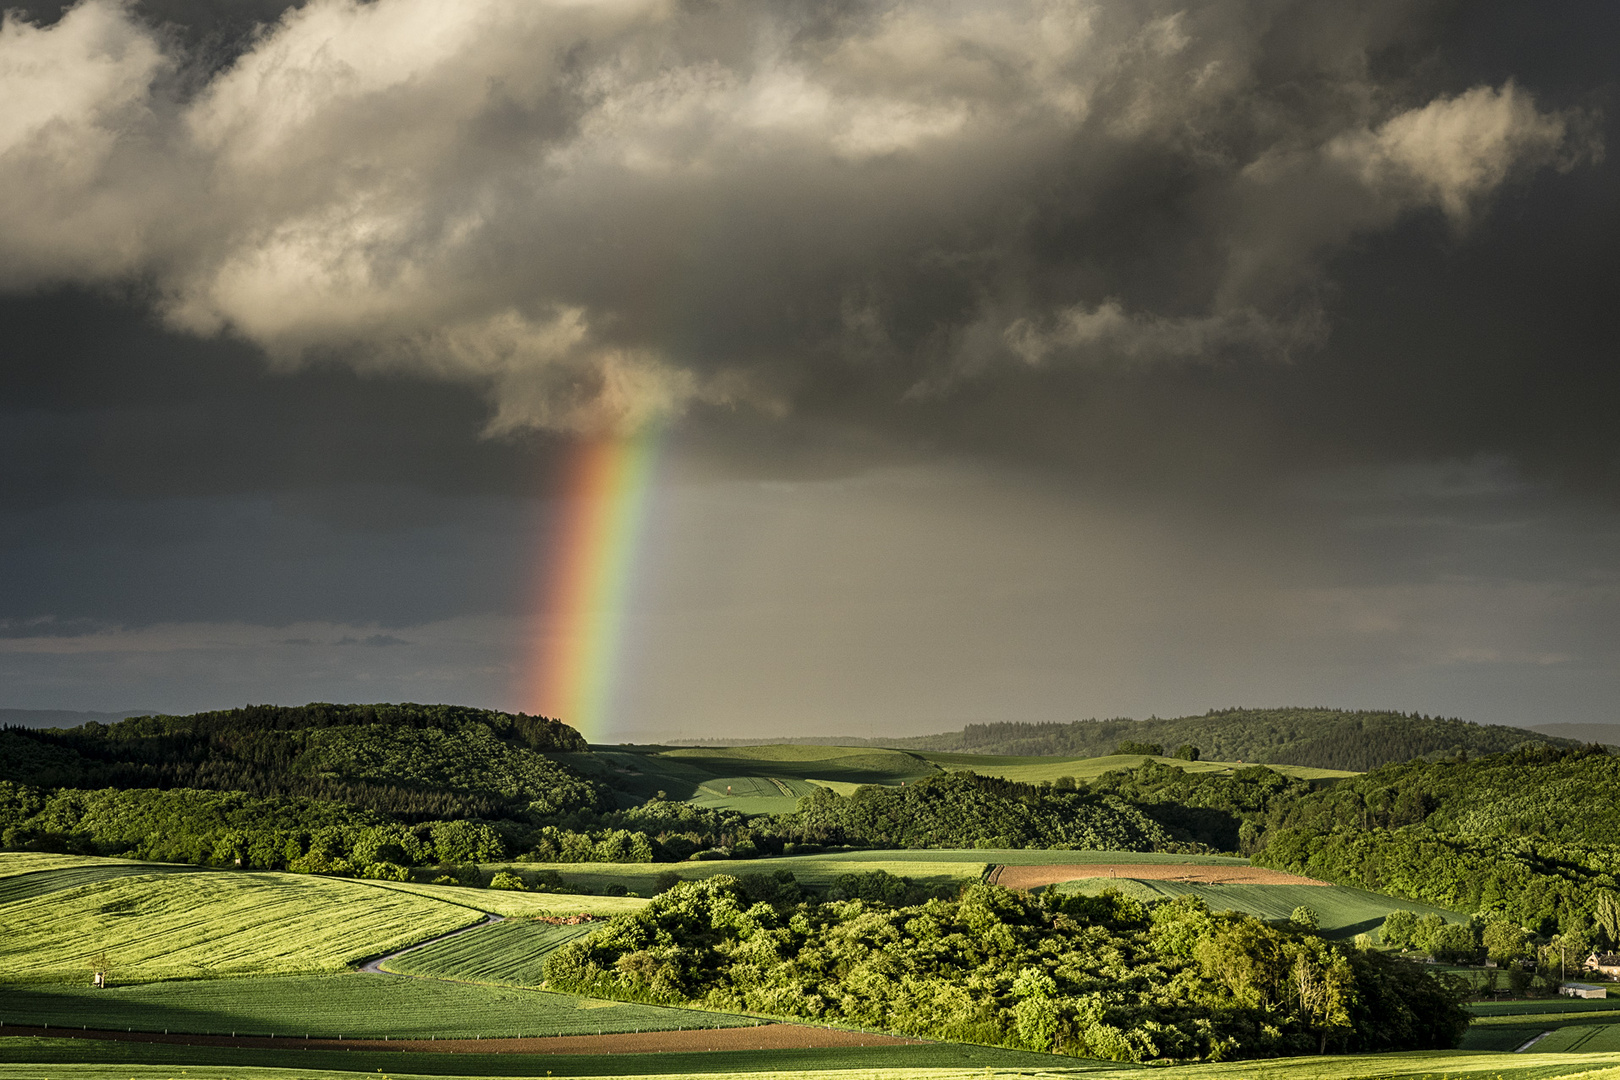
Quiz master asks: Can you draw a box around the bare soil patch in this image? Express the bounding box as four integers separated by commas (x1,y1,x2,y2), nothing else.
989,863,1327,889
0,1023,922,1055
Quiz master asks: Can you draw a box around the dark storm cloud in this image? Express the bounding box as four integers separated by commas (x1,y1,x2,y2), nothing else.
2,0,1618,724
0,0,1604,452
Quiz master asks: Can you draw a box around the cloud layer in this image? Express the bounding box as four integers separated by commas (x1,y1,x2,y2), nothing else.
0,0,1595,433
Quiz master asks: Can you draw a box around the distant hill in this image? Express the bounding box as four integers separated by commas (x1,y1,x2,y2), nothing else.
681,709,1576,773
0,708,150,729
1525,722,1620,747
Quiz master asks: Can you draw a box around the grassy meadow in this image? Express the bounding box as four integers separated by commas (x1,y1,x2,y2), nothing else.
4,1045,1620,1080
0,853,198,880
355,878,646,917
1057,877,1465,938
483,846,1250,896
0,1039,1077,1078
0,973,756,1038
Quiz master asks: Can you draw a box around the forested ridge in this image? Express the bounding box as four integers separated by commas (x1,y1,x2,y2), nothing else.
0,703,600,819
874,708,1573,771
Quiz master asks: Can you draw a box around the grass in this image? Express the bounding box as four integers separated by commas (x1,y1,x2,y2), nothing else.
1538,1024,1620,1052
381,920,599,985
480,848,1251,897
0,1038,1088,1077
352,878,646,918
0,853,186,880
1472,997,1620,1017
0,870,482,983
1057,879,1464,939
685,776,823,815
0,863,207,906
919,752,1357,784
1461,997,1620,1052
0,974,756,1038
4,1044,1620,1080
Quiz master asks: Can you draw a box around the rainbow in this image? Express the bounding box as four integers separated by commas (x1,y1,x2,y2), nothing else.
528,427,662,742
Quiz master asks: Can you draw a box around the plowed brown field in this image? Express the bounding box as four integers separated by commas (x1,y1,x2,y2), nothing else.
0,1023,922,1055
989,864,1327,889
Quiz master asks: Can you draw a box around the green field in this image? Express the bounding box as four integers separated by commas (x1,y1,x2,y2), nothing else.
559,745,940,811
481,847,1250,897
0,974,756,1038
355,878,647,917
0,866,486,983
1057,878,1464,939
0,853,193,880
1460,996,1620,1052
0,860,207,905
382,919,599,985
1473,997,1620,1017
3,1044,1620,1080
0,1038,1083,1077
687,775,824,814
1537,1024,1620,1052
919,751,1358,783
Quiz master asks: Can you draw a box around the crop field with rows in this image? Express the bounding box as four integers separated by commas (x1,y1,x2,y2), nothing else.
0,869,479,982
382,919,599,985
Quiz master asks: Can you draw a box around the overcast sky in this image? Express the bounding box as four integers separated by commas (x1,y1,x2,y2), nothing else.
2,0,1617,740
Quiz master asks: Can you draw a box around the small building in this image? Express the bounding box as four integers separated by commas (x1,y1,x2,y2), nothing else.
1585,953,1620,978
1560,982,1608,999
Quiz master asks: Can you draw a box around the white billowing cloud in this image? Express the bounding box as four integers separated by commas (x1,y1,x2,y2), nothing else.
0,1,172,281
0,0,1597,433
1328,83,1578,221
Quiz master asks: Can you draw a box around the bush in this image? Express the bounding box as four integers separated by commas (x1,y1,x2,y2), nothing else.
361,861,411,882
1380,910,1419,950
488,871,526,891
1118,741,1166,756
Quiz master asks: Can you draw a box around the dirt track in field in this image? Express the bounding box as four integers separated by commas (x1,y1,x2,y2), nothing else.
989,864,1327,889
0,1023,923,1055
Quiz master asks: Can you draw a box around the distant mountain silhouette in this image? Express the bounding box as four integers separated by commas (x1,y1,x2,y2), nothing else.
0,707,151,729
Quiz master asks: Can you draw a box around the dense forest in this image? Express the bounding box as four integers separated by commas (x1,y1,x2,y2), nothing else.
1251,744,1620,939
0,703,601,820
546,875,1469,1061
785,772,1185,851
864,709,1572,771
